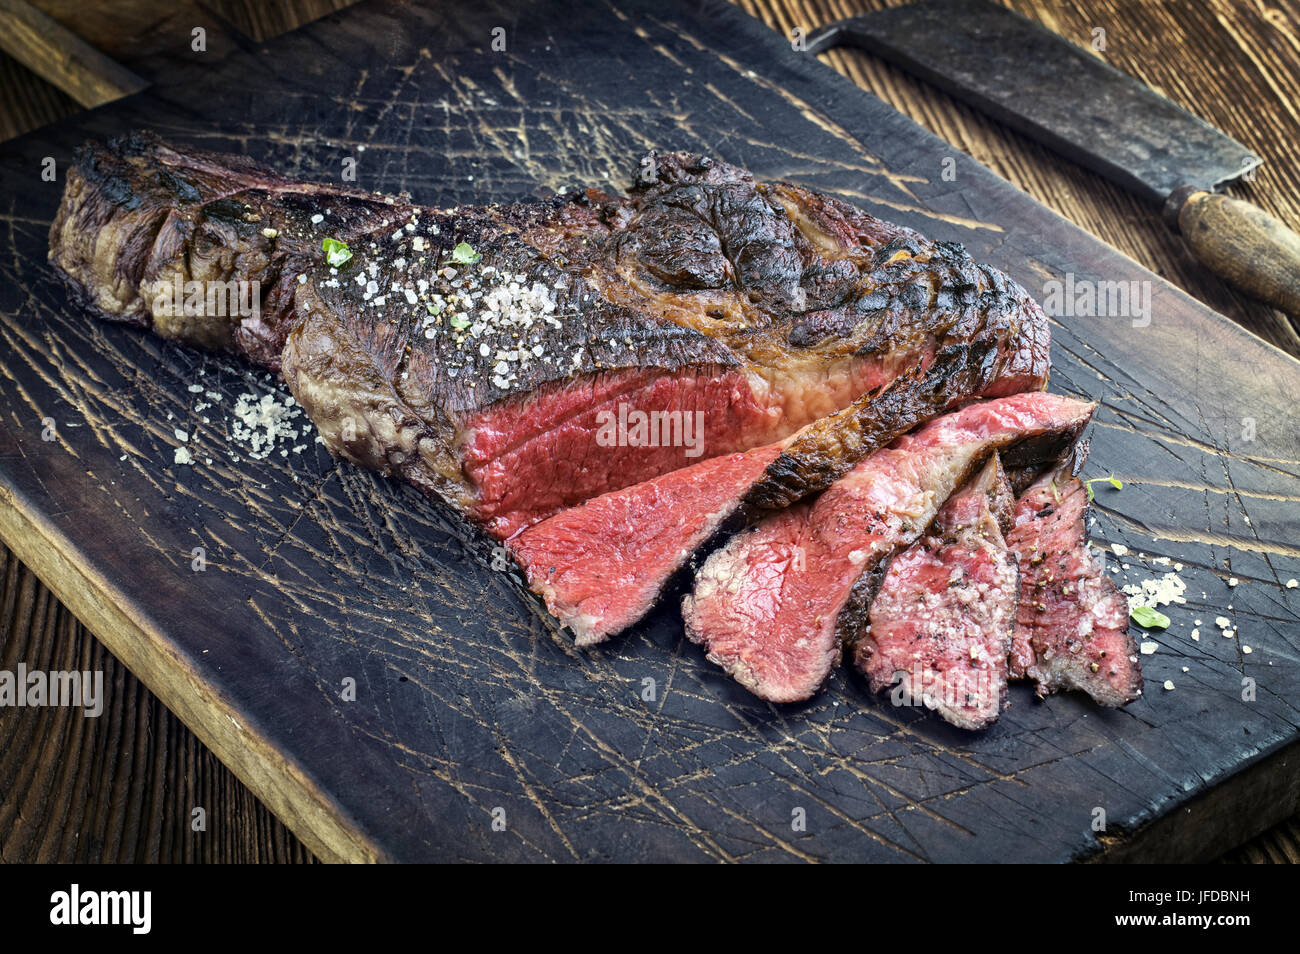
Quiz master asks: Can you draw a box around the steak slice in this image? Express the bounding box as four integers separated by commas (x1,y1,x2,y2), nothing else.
51,134,1049,539
682,392,1095,703
850,456,1018,730
1005,465,1143,706
509,442,786,646
509,340,1014,646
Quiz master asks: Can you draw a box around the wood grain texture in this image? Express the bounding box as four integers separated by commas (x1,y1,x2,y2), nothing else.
202,0,362,42
0,47,81,143
0,0,1294,868
0,0,148,108
0,545,316,862
0,0,360,141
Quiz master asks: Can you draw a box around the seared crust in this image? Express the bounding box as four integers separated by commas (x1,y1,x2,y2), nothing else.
49,134,1050,535
744,340,1000,512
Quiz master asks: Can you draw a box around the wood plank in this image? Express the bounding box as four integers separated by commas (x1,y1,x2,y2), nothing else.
0,543,316,862
1,0,1299,862
0,0,148,108
0,484,386,863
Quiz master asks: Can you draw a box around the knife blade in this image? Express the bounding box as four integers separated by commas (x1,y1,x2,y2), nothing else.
807,0,1300,320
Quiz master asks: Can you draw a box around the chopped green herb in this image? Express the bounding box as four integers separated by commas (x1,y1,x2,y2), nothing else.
1049,478,1061,504
1131,606,1170,629
322,237,352,267
449,313,470,330
1084,474,1123,501
425,301,442,315
449,241,481,265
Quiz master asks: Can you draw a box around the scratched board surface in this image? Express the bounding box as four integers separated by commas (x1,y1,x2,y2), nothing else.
1,0,1299,863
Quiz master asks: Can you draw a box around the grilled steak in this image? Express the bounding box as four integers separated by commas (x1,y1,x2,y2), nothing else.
509,341,1021,646
1006,465,1143,706
851,456,1018,730
50,134,1049,539
682,392,1095,703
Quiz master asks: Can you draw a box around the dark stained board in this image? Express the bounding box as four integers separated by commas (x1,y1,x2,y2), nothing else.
1,0,1299,863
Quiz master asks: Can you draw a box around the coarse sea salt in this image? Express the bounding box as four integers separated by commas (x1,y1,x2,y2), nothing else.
229,389,311,461
1121,571,1186,614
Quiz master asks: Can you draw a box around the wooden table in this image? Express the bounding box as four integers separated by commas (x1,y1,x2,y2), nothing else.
0,0,1297,863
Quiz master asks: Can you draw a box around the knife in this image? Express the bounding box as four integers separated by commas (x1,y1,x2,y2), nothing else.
807,0,1300,320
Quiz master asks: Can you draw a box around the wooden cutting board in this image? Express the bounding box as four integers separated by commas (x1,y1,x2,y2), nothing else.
2,0,1298,863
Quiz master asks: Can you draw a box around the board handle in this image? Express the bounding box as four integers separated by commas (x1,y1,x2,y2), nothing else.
1166,186,1300,319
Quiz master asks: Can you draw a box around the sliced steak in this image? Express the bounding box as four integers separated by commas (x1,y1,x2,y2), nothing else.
51,135,1049,539
1005,465,1143,706
509,341,1016,646
682,392,1095,703
509,442,785,646
851,456,1018,730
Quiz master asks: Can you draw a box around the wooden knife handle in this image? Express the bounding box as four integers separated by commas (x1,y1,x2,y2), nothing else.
1168,187,1300,318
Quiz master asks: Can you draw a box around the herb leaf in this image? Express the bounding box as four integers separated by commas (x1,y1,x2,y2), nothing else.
449,241,481,265
449,313,470,330
1131,606,1170,629
322,237,352,267
1085,473,1123,501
